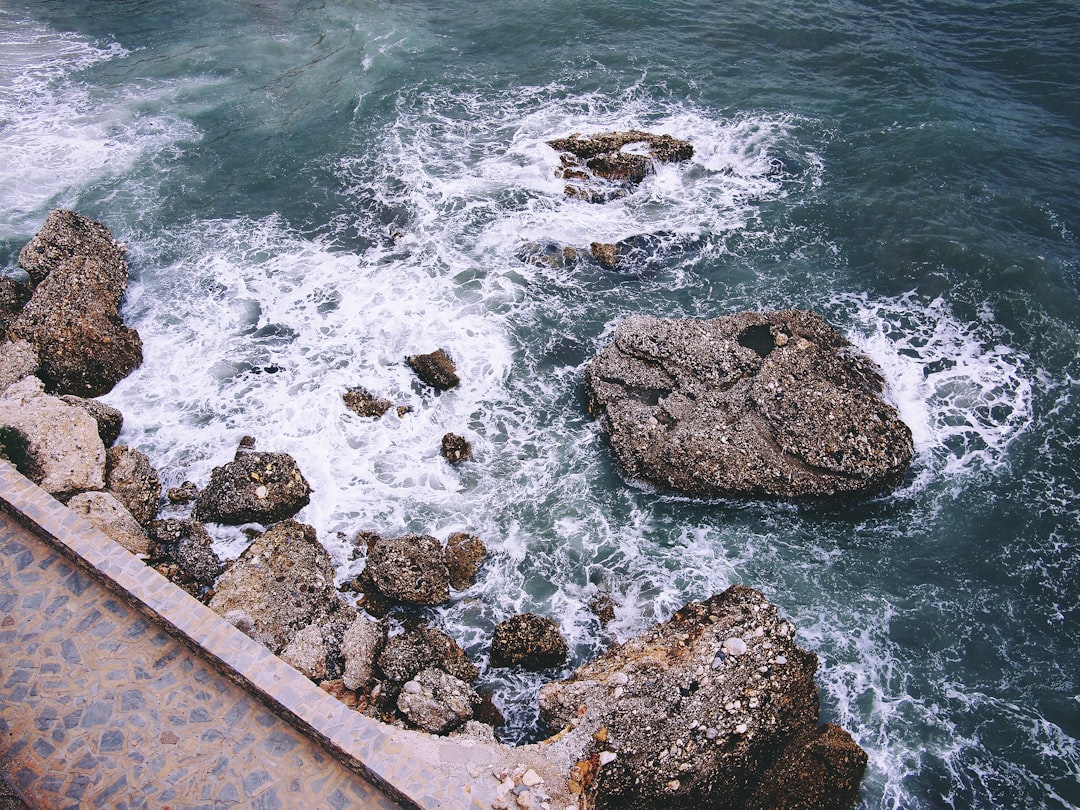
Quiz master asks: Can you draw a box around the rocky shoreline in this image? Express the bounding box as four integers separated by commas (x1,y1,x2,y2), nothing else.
0,190,894,806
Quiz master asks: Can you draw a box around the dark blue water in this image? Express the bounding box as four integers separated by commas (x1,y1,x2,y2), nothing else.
2,2,1078,807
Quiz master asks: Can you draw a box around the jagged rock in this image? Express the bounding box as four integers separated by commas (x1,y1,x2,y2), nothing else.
195,441,312,525
445,532,487,590
490,613,568,670
167,481,200,504
585,310,914,499
147,518,224,595
397,668,480,735
0,276,32,339
547,131,694,201
440,432,472,464
58,395,123,448
280,624,328,681
341,616,387,691
538,585,865,810
208,520,353,653
343,386,394,418
0,340,38,392
105,445,160,527
12,210,142,396
362,533,451,607
406,348,460,391
67,491,149,555
0,376,105,496
588,591,618,627
377,626,479,684
517,233,681,275
319,613,356,682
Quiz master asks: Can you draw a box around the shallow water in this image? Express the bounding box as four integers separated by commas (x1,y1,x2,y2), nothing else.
2,2,1078,807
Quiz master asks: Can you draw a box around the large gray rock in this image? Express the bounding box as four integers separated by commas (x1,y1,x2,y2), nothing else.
537,586,866,810
491,613,568,671
195,442,312,525
376,626,479,685
280,624,328,682
58,395,123,447
341,617,387,691
208,520,353,653
361,533,451,607
585,310,914,499
397,668,480,735
13,210,142,396
105,445,160,527
0,376,105,496
0,340,38,393
445,532,487,591
67,490,149,555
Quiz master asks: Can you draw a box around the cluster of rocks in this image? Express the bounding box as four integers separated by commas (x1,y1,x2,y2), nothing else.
547,130,694,203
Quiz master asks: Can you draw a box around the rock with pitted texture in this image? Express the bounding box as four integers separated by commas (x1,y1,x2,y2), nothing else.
343,386,394,418
105,445,160,527
585,310,913,499
0,276,31,340
536,585,866,810
547,131,694,202
398,668,481,735
445,532,487,590
0,340,38,393
195,440,312,525
67,490,149,555
440,432,472,463
406,348,460,391
377,626,479,685
491,613,568,671
147,518,224,597
341,616,387,691
361,532,451,607
13,210,142,396
58,395,123,448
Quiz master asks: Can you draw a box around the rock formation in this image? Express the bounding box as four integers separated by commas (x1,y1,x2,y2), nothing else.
11,209,142,396
194,440,312,525
147,518,224,598
104,445,161,527
406,348,460,390
445,532,487,590
66,490,149,555
491,613,569,671
440,432,472,463
585,310,914,498
547,130,694,201
358,532,452,608
343,386,394,418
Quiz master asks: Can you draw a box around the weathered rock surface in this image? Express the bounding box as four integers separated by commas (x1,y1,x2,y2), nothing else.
0,340,38,392
361,533,451,607
397,668,480,735
147,518,224,597
105,445,160,527
537,585,866,810
58,395,123,448
13,210,142,396
208,520,354,653
491,613,568,671
440,432,472,464
67,491,149,555
343,386,394,418
406,348,460,391
0,376,105,496
548,130,694,201
195,442,312,525
341,616,387,691
585,310,914,499
377,626,479,685
0,276,32,339
445,532,487,591
280,624,328,682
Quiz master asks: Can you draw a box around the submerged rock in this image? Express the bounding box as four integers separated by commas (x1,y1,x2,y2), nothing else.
341,616,387,691
585,310,914,499
13,210,142,396
343,386,394,418
538,585,867,810
440,432,472,463
406,348,460,391
491,613,568,671
195,440,312,525
547,130,694,201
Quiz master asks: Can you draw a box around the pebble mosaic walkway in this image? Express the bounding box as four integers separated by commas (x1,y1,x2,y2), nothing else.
0,505,405,809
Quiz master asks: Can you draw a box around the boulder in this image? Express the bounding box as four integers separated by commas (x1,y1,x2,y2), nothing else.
12,210,142,396
0,376,105,496
105,445,161,527
585,310,914,499
166,481,200,504
440,432,472,464
208,520,353,653
67,491,149,555
361,533,451,607
195,441,312,525
537,585,866,810
343,386,394,418
0,340,38,392
341,616,387,691
377,626,479,684
147,518,224,596
490,613,568,671
397,668,480,735
59,396,123,448
547,131,694,201
445,532,487,590
280,624,328,682
406,348,460,391
0,275,32,339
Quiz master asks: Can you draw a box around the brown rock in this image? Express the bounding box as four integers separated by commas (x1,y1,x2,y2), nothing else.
105,445,161,527
440,432,472,464
490,613,568,671
547,131,694,202
343,386,394,418
195,441,312,525
377,626,479,684
362,533,450,607
445,532,487,590
406,348,460,390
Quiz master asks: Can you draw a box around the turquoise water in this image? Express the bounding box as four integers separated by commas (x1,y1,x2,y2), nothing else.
2,2,1078,806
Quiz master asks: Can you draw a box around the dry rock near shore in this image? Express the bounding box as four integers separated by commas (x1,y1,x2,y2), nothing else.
147,518,224,598
194,440,312,525
105,445,161,527
11,209,142,396
0,277,31,340
538,585,867,810
586,310,914,499
59,395,123,448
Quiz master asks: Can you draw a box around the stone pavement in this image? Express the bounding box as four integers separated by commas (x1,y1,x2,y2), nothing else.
0,505,404,809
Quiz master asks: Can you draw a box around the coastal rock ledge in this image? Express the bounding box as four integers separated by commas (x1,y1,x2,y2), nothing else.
585,310,914,499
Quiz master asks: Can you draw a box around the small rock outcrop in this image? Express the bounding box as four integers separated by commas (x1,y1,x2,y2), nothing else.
104,445,161,527
547,130,694,202
397,668,480,735
491,613,568,671
0,376,105,497
66,491,149,555
341,616,387,691
360,533,451,607
377,626,479,685
59,395,123,448
440,432,472,464
208,520,354,654
585,310,914,499
445,532,487,590
195,441,312,525
12,210,142,396
406,348,460,391
343,386,394,418
537,585,867,810
0,340,38,392
147,518,224,598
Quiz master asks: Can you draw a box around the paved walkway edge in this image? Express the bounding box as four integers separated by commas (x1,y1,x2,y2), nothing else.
0,462,501,810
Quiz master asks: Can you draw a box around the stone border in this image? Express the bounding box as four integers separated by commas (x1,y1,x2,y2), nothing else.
0,460,512,810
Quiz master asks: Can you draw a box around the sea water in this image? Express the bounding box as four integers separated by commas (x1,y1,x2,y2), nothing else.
1,2,1078,807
